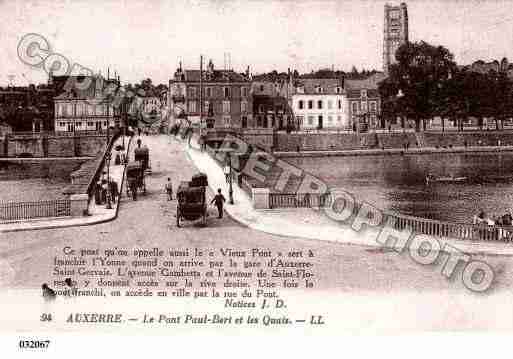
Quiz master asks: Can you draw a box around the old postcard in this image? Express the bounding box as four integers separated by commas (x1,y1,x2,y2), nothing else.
1,0,513,356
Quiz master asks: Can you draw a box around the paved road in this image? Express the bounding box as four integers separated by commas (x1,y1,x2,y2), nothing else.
1,134,513,296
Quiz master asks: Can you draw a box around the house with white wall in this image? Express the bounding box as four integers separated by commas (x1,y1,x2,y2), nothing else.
290,78,348,130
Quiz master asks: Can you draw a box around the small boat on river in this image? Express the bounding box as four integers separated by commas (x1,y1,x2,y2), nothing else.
426,174,468,185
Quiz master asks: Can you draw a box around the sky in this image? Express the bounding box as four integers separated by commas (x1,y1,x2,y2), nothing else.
1,0,513,86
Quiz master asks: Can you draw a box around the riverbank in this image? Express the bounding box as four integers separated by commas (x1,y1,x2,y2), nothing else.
0,136,131,232
275,145,513,158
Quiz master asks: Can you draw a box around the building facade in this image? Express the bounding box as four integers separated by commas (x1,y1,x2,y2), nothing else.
383,2,408,75
168,60,252,129
345,73,385,131
0,84,55,132
290,78,348,130
252,81,294,129
53,75,121,132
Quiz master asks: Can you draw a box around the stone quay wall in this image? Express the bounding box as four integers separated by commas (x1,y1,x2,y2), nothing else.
1,132,109,158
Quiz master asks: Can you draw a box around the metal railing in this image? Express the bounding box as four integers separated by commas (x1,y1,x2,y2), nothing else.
0,199,71,223
269,192,332,209
384,211,513,242
268,191,513,242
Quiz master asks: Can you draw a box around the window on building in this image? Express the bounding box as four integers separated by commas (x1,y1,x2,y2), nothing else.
205,87,212,98
258,105,264,113
223,116,231,128
188,101,197,113
241,116,248,128
361,102,367,112
361,89,367,98
224,87,230,98
204,101,210,113
352,102,358,113
336,87,341,94
307,116,314,126
308,100,313,109
328,115,333,124
188,87,197,98
256,115,263,128
338,100,342,109
241,87,248,98
296,116,304,127
103,121,107,127
327,100,333,109
222,101,230,114
260,85,264,92
241,101,248,113
370,101,377,113
298,100,304,109
317,100,323,109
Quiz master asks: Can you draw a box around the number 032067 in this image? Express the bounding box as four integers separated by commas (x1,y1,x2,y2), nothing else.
19,340,50,349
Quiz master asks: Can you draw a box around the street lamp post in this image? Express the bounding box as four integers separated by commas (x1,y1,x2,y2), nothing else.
105,152,112,209
227,152,234,205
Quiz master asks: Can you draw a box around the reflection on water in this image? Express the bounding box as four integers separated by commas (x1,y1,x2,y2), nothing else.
287,152,513,224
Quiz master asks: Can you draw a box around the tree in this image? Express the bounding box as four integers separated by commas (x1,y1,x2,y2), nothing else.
378,41,457,132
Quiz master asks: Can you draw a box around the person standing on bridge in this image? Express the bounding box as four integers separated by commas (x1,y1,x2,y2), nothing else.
210,188,226,219
165,178,173,200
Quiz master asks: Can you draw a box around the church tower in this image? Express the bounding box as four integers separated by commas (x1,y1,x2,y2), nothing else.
383,2,409,75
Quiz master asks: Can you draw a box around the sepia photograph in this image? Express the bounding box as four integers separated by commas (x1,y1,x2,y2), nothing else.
2,0,513,355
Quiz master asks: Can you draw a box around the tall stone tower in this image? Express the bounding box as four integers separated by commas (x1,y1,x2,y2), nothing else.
383,2,408,75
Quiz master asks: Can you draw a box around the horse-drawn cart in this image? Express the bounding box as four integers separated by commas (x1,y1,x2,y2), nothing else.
134,146,151,174
176,173,208,227
126,162,146,200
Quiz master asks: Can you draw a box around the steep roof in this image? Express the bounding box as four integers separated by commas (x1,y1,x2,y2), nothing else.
344,72,386,90
180,69,249,83
53,76,119,100
293,78,343,95
251,81,281,96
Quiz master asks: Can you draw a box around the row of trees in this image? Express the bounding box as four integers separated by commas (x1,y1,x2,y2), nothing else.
379,41,513,132
252,67,380,82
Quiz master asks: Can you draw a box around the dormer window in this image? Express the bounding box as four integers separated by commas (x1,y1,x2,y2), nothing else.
315,86,323,93
361,89,367,98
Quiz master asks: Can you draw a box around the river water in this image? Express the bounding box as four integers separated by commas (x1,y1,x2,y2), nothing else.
0,159,86,202
286,152,513,224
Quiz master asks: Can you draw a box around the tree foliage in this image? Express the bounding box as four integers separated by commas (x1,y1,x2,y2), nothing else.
379,40,513,131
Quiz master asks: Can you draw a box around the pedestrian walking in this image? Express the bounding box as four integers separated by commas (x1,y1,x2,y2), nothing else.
165,178,173,200
95,180,102,204
224,164,230,183
109,179,119,203
210,188,226,219
101,179,108,204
